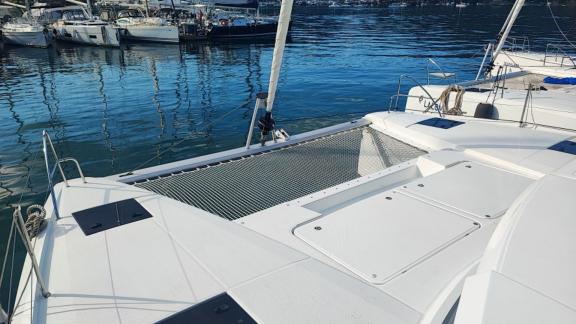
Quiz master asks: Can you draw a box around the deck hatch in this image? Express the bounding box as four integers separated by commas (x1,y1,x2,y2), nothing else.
548,140,576,155
134,126,425,220
156,293,256,324
402,162,533,219
415,118,464,129
72,198,152,236
295,190,480,284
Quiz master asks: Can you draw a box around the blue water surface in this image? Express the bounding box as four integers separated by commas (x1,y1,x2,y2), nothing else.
1,3,575,308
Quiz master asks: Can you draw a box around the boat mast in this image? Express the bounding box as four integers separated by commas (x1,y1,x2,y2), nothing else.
265,0,293,113
492,0,524,62
145,0,150,17
24,0,30,16
245,0,293,147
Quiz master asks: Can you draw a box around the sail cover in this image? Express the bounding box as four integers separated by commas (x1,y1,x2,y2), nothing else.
212,0,258,9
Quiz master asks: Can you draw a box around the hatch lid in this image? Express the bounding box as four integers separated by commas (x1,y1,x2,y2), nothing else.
295,190,479,284
156,293,256,324
403,162,533,219
548,140,576,156
72,198,153,236
415,118,464,129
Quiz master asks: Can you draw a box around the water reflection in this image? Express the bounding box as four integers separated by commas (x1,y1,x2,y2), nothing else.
1,5,573,210
1,6,575,306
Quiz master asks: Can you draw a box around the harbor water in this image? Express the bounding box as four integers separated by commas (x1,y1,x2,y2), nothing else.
1,4,575,308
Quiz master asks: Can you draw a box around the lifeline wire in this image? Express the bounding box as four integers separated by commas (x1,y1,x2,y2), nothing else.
123,103,250,175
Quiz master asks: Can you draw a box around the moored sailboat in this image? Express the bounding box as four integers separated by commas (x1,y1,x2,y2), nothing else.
115,8,179,44
1,19,49,47
0,0,49,47
51,7,120,47
206,9,280,39
204,0,284,39
31,3,119,47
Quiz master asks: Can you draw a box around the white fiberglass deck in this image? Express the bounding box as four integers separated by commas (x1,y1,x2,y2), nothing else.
295,162,533,285
10,112,576,324
405,75,576,131
495,50,576,78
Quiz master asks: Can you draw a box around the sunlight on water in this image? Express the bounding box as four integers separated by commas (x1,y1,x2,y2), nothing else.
0,4,574,307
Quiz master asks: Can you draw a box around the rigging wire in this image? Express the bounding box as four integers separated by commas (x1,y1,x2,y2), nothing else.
9,243,34,324
277,108,388,124
529,86,536,128
546,3,576,50
123,103,251,175
0,143,42,321
17,148,42,206
6,226,16,319
0,221,15,312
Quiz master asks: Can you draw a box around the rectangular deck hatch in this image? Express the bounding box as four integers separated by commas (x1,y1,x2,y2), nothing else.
548,140,576,156
403,162,533,219
295,190,480,284
156,293,256,324
72,198,152,236
415,118,464,129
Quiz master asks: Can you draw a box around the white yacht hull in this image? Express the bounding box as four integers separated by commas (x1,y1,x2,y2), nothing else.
493,50,576,78
1,30,49,48
405,82,576,130
117,25,179,44
52,24,120,47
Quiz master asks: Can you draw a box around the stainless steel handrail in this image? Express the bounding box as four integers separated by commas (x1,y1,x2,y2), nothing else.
245,93,268,150
544,43,576,68
42,130,86,219
426,58,455,85
391,74,443,118
58,158,86,183
389,93,436,109
504,36,530,52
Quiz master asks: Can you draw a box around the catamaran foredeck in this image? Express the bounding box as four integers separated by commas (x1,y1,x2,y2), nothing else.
6,110,576,324
3,0,576,322
131,125,424,220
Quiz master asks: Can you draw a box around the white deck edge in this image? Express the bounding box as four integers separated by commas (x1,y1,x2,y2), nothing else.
108,118,370,183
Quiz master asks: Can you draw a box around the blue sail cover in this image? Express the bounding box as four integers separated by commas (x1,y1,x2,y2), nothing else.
543,76,576,85
213,0,258,8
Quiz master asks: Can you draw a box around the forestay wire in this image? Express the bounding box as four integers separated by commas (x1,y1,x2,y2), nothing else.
547,3,576,50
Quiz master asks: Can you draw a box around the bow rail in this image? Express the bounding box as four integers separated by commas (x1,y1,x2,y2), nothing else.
42,130,86,220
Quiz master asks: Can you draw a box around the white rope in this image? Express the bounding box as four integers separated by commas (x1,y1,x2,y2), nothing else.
547,3,576,50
